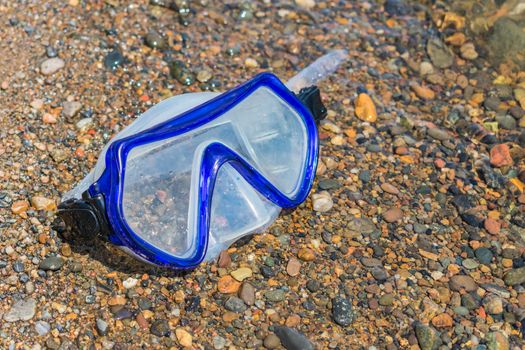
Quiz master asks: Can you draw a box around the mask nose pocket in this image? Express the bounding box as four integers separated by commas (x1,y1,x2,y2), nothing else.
205,163,280,260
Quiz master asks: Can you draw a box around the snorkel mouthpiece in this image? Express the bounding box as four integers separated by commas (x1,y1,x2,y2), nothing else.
58,50,348,268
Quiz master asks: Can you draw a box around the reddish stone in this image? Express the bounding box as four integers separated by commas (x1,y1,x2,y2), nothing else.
490,144,513,168
434,158,446,168
484,218,501,235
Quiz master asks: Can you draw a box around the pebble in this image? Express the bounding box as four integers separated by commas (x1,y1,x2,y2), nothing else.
496,115,516,130
30,196,55,211
354,93,377,122
483,295,503,314
286,258,301,276
175,328,193,347
504,267,525,285
490,144,513,167
263,334,281,349
4,298,36,322
62,101,82,119
297,248,315,261
274,326,314,350
104,50,125,70
265,289,285,302
224,296,247,313
475,247,493,264
449,275,477,292
238,282,255,305
123,277,138,289
427,128,450,141
484,218,501,235
244,58,258,68
40,58,65,75
231,267,252,281
39,256,64,271
460,42,478,60
485,331,509,350
311,191,333,212
150,319,170,337
213,335,226,350
96,319,109,336
331,297,355,326
11,200,29,214
35,321,50,336
414,323,438,350
427,37,454,68
294,0,316,10
218,275,241,293
383,208,403,222
410,83,435,100
431,313,453,328
145,30,165,49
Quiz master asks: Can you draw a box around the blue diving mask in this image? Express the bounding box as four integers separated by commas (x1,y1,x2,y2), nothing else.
58,51,348,269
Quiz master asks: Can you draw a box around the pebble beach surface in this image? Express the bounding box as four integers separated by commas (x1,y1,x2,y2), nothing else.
2,0,525,349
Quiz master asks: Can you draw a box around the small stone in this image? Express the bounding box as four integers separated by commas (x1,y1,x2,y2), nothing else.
462,258,479,270
196,70,212,83
96,319,109,336
427,37,454,68
484,218,501,235
419,61,434,76
218,275,241,294
62,101,82,119
104,50,125,70
213,335,226,350
414,323,438,350
231,267,252,281
504,267,525,285
60,244,71,257
217,251,231,268
145,30,165,49
265,289,285,302
449,275,477,292
263,334,280,349
297,248,315,261
39,256,64,271
224,296,247,313
11,200,29,214
312,191,333,212
486,331,509,350
4,298,37,322
30,196,56,211
490,144,513,167
496,115,516,130
410,83,435,100
170,60,195,86
40,58,65,75
427,128,449,141
331,297,355,326
42,113,57,124
12,261,24,273
483,295,503,314
475,247,493,265
294,0,315,10
431,313,453,328
176,328,192,347
460,43,478,60
383,208,403,223
286,258,301,276
35,321,51,336
30,99,44,110
238,282,255,305
123,277,138,289
379,294,394,306
381,183,399,195
244,58,258,68
384,0,409,16
150,319,170,337
354,93,377,122
274,326,314,350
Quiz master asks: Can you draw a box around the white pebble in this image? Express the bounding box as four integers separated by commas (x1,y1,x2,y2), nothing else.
312,191,333,212
40,58,65,75
123,277,138,289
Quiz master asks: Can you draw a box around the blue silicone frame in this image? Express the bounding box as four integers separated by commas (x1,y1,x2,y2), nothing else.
88,72,319,269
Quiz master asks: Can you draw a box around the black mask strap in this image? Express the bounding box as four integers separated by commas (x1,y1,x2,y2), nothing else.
295,85,327,124
57,192,110,241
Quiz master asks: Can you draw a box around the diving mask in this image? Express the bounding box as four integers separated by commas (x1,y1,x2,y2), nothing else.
58,50,348,269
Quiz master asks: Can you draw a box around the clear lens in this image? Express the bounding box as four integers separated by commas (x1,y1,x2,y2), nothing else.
122,86,308,258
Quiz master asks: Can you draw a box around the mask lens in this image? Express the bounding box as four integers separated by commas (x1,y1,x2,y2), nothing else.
121,86,309,259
